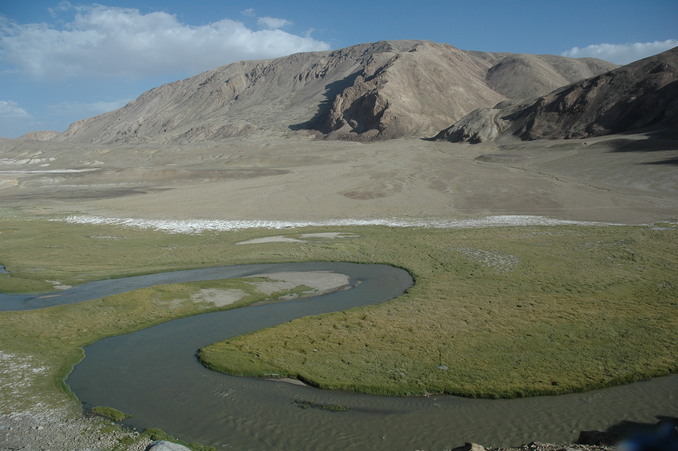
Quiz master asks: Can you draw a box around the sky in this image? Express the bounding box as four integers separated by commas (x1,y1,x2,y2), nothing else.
0,0,676,138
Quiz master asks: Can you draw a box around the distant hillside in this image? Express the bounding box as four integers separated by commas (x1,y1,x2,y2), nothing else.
18,130,60,141
436,46,678,143
46,40,616,144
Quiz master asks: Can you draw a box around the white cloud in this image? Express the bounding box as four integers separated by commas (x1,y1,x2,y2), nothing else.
0,4,330,79
258,17,292,29
48,98,133,115
0,100,31,118
241,9,256,17
562,39,678,65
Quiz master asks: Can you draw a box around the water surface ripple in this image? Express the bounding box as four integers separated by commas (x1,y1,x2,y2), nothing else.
3,262,676,449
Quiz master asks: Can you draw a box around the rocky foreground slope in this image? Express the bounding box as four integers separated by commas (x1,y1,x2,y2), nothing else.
43,40,614,144
436,46,678,143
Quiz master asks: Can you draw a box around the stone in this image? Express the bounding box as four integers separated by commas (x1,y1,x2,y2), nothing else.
577,429,611,445
148,440,192,451
453,443,485,451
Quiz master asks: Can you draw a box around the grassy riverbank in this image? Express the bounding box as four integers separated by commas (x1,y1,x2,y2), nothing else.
0,275,318,413
198,223,678,397
1,215,677,407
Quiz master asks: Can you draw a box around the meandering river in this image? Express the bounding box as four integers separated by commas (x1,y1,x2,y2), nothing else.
2,262,676,449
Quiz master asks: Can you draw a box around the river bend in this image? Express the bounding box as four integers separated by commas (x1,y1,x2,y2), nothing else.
2,262,676,449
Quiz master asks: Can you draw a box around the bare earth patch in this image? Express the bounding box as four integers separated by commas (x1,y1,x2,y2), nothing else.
246,271,351,296
0,351,48,413
236,236,305,245
10,136,676,225
237,232,359,245
299,232,359,239
191,288,247,307
0,409,152,451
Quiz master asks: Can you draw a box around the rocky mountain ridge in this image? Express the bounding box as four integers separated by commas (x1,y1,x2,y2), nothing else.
436,46,678,143
40,40,616,144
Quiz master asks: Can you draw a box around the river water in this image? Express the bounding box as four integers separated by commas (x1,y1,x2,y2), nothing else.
2,262,676,449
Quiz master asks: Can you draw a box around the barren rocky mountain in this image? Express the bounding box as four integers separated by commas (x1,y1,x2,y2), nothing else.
469,51,616,100
436,46,678,143
44,40,615,144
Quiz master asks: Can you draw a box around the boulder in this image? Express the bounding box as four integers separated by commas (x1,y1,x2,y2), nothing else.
452,443,486,451
147,440,192,451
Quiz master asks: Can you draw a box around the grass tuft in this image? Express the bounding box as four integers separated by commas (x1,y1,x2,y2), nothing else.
293,399,349,411
90,406,130,422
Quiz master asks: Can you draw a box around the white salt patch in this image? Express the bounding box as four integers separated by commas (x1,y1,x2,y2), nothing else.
56,215,621,235
236,236,305,245
299,232,359,239
0,169,98,174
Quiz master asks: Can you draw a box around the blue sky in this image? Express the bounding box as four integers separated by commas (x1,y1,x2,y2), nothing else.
1,0,676,138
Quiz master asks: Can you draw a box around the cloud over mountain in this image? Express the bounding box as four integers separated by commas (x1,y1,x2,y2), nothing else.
0,4,329,79
258,17,293,29
562,39,678,65
0,100,31,118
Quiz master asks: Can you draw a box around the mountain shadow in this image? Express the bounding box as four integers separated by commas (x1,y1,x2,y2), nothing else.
289,71,362,132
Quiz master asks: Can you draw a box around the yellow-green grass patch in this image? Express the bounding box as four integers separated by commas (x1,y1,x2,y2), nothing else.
0,269,329,414
1,214,677,405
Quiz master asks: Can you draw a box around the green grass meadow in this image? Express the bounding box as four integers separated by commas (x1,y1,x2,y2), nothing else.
0,214,676,412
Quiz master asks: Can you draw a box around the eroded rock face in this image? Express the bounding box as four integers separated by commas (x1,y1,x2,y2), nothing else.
46,40,615,144
313,41,507,141
437,46,678,143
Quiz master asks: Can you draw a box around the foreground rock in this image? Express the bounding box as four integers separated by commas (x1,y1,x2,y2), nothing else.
148,440,192,451
436,46,678,143
485,443,610,451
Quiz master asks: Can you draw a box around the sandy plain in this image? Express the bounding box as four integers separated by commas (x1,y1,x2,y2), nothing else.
0,133,676,225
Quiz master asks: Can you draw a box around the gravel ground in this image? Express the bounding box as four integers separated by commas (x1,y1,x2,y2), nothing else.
4,411,672,451
0,406,620,451
0,408,153,450
487,444,611,451
1,412,615,451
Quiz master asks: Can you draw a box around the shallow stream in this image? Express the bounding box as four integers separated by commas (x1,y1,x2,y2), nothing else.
2,262,676,449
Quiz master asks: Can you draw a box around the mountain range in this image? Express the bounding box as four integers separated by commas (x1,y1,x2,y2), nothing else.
29,40,626,144
436,46,678,143
5,40,678,228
